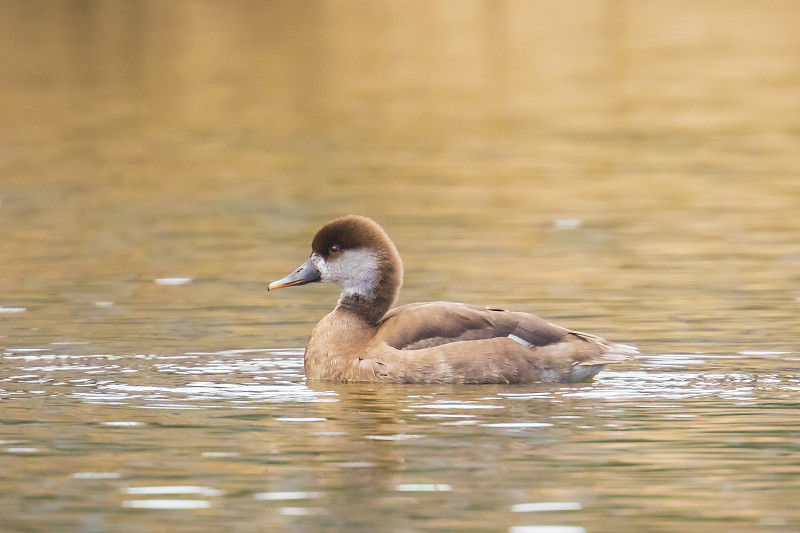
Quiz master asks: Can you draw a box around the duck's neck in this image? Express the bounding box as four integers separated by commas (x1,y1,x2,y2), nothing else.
336,288,395,325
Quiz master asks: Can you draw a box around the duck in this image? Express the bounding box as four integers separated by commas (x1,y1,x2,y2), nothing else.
268,215,637,384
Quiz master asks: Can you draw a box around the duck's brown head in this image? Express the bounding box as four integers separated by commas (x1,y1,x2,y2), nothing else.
268,215,403,323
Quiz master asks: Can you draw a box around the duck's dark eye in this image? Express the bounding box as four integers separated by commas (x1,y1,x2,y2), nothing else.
329,244,341,254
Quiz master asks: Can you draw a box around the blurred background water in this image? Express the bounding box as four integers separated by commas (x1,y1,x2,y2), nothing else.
1,1,799,532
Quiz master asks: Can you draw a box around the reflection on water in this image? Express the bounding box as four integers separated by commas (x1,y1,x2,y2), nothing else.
2,0,800,531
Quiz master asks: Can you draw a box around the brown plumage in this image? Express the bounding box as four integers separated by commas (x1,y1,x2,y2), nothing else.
268,215,637,384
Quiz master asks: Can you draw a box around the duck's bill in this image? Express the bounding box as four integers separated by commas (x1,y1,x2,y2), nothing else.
268,257,321,291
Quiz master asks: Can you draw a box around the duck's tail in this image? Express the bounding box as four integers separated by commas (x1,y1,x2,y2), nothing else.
568,330,640,365
601,342,640,363
567,340,638,382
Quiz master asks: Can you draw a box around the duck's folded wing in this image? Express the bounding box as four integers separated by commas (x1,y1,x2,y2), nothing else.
375,301,568,351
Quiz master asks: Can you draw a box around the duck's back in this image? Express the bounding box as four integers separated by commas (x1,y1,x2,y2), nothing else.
362,302,635,384
374,302,563,349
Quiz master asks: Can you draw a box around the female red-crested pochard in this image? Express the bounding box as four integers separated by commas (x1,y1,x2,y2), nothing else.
268,215,637,384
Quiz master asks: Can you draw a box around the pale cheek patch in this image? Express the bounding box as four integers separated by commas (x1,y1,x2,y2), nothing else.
324,248,380,298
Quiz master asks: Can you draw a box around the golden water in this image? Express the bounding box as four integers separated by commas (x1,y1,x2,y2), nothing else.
2,2,799,531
